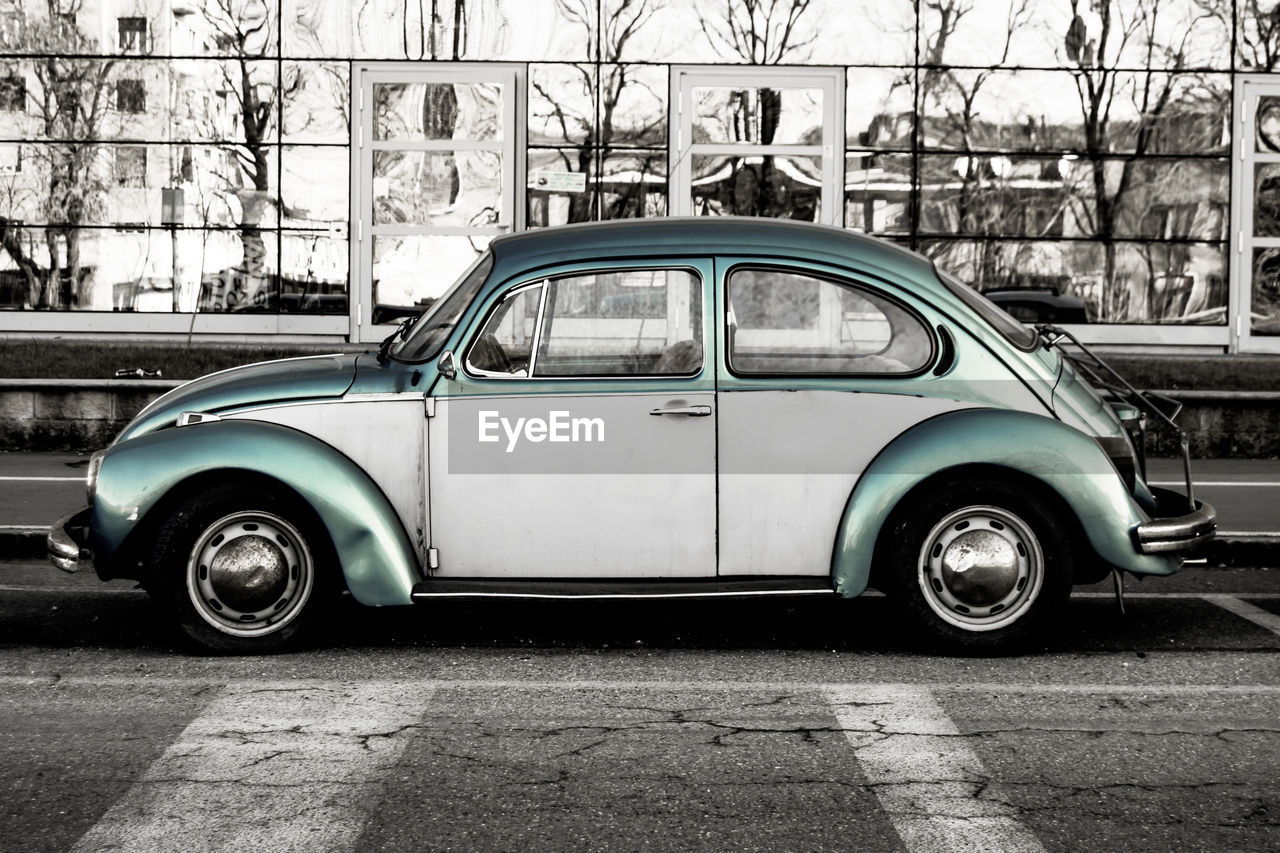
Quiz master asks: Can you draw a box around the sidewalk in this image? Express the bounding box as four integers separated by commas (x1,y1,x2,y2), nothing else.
3,452,1278,566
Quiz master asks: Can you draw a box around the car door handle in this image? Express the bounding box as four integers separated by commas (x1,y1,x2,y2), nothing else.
649,404,713,417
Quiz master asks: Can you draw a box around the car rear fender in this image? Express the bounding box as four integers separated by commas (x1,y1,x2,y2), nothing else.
831,408,1177,597
91,419,420,606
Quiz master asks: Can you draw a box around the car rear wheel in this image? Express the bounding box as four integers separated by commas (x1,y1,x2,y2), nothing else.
884,478,1073,653
148,482,333,653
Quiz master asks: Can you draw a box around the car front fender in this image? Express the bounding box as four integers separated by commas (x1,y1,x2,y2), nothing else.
831,408,1177,597
91,419,420,606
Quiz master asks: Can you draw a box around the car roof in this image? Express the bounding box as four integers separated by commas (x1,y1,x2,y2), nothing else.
487,217,939,287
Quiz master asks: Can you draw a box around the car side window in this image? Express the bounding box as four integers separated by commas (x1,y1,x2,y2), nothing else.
467,283,542,376
727,267,932,375
466,268,704,378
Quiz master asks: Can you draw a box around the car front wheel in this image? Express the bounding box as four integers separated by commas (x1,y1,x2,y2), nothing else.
885,479,1073,653
148,482,332,653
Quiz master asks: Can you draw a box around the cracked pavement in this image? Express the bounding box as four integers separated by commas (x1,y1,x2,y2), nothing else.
1,560,1278,851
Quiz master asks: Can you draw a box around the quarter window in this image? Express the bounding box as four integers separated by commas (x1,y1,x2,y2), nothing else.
468,268,703,378
727,268,932,375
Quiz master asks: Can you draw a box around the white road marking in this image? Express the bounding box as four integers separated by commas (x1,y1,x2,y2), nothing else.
1202,594,1280,636
828,685,1046,853
70,681,431,853
1150,480,1280,488
1215,530,1280,538
0,584,141,595
0,475,84,482
0,525,44,531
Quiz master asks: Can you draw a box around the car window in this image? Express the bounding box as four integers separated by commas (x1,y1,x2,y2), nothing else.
468,283,541,376
727,267,932,375
937,270,1039,351
466,268,704,378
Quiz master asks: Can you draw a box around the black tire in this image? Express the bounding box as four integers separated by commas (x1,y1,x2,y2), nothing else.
147,481,335,654
882,477,1074,653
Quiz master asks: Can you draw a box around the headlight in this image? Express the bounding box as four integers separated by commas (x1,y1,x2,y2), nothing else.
86,450,105,504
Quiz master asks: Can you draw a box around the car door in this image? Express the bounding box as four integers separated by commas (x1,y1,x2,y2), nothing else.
427,259,717,578
716,261,967,576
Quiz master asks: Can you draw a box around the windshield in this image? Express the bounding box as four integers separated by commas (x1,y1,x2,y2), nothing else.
936,269,1039,351
391,252,494,363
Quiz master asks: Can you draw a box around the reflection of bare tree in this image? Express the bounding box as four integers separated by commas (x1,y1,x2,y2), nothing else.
694,0,814,219
0,0,116,309
1196,0,1278,71
1064,0,1207,321
919,0,1034,287
533,0,665,222
697,0,814,63
198,0,294,311
425,0,470,59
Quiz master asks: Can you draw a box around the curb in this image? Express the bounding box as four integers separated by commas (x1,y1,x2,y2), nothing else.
3,531,1277,568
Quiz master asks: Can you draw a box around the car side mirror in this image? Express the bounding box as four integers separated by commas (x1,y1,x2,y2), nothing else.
437,350,457,381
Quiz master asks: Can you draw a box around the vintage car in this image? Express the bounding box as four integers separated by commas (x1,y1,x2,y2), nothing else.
48,218,1215,653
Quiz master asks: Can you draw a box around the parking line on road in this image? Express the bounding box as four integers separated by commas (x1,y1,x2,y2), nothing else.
70,681,432,853
828,685,1045,853
0,584,142,595
1150,480,1280,488
1202,594,1280,636
0,475,84,482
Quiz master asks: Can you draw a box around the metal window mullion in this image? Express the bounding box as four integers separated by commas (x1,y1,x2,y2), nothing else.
1234,78,1280,353
528,280,550,376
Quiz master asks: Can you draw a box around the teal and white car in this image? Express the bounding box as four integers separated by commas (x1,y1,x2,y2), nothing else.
48,218,1215,653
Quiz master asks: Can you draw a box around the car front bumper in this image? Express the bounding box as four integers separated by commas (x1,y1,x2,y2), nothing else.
48,506,92,572
1134,487,1216,555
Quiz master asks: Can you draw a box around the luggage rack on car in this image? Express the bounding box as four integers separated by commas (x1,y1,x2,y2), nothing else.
1035,323,1195,512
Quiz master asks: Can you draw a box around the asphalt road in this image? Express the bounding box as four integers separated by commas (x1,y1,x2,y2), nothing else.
2,560,1278,852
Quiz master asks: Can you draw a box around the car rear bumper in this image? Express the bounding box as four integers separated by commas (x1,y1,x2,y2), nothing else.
48,506,92,572
1134,487,1216,555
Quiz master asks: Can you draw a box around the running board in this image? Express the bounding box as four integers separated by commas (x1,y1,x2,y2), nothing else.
411,577,835,602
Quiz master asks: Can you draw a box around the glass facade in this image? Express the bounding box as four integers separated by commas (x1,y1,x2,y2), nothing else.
0,0,1272,348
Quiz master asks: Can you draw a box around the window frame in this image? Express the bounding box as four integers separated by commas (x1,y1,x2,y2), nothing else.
670,66,846,227
462,264,707,381
351,62,526,343
723,263,937,379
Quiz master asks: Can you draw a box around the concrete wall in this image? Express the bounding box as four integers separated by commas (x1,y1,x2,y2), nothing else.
1143,391,1280,459
0,379,179,452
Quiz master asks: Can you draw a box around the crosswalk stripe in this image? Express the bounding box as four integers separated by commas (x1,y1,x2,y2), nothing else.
828,685,1045,853
1202,594,1280,636
70,681,432,853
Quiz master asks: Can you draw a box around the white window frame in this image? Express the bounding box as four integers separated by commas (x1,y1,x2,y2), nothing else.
669,66,844,228
1231,74,1280,354
350,62,525,344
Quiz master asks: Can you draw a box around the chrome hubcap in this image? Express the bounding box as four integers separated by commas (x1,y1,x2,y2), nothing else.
919,506,1043,632
187,512,313,638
